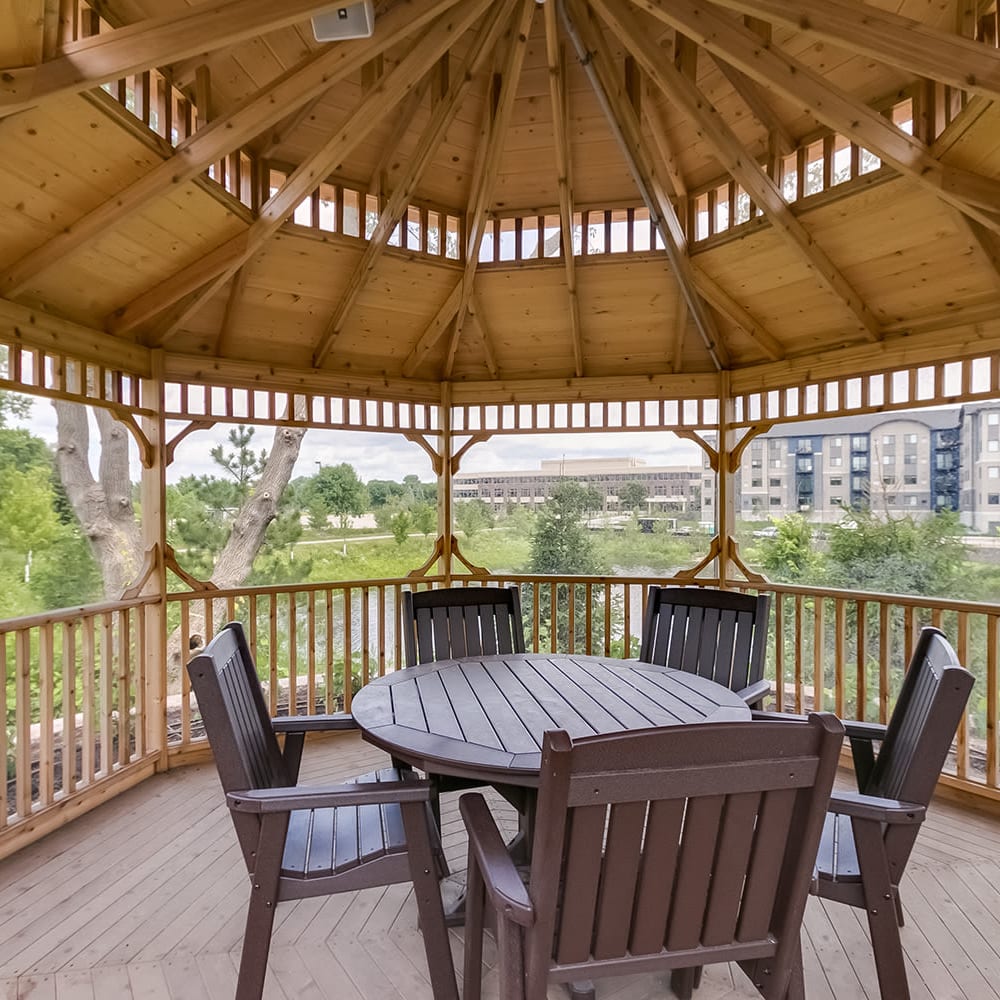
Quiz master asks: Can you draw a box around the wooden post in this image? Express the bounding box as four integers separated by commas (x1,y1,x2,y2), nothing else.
439,382,453,582
139,351,169,769
717,372,737,587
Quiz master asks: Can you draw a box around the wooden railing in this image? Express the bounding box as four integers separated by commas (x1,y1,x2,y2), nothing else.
1,597,159,838
4,574,997,856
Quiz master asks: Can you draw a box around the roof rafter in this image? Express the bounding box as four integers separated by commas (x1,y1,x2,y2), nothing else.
544,0,584,378
594,0,882,343
629,0,1000,236
563,0,727,370
105,0,494,340
311,0,512,370
0,0,467,299
691,269,786,361
402,0,535,379
0,0,391,117
706,0,1000,104
445,0,536,378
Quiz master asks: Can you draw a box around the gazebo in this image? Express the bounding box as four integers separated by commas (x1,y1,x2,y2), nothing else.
1,1,1000,995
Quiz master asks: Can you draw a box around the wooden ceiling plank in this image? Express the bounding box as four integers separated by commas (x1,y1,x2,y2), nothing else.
312,0,512,369
0,0,467,298
597,0,882,343
629,0,1000,235
563,0,727,370
366,75,433,200
107,0,494,338
708,55,795,156
0,0,426,117
214,266,250,357
692,268,786,361
469,290,499,378
544,0,584,378
441,0,536,379
962,217,1000,294
252,92,327,161
402,280,464,377
705,0,1000,105
641,85,688,199
670,291,687,373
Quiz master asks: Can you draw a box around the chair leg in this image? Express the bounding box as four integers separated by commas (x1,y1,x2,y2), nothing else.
852,817,910,1000
401,800,459,1000
893,888,905,928
463,853,486,1000
783,934,805,1000
670,967,696,999
237,816,286,1000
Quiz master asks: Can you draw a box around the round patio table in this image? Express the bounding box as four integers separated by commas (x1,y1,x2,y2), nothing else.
351,651,752,786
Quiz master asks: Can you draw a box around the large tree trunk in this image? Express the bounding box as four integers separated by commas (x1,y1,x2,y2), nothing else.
54,400,142,598
168,423,307,680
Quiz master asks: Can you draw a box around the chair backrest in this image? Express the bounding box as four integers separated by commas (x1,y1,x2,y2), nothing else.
867,626,974,809
522,714,843,999
401,585,526,666
187,622,289,866
639,585,770,692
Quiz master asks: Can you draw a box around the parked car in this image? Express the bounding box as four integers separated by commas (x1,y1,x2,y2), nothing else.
753,526,779,538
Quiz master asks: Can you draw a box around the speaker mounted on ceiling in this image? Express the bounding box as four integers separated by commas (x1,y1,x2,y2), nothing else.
311,2,375,41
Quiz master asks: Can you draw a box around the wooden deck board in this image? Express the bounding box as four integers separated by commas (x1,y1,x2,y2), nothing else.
0,731,998,999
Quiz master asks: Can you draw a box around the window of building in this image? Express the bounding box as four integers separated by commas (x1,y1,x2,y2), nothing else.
830,456,842,467
904,496,918,506
851,435,867,450
769,478,781,487
904,433,918,444
751,478,763,488
769,497,781,506
903,453,917,464
770,458,782,468
886,494,897,504
990,494,1000,505
751,459,762,469
882,434,895,445
990,467,1000,479
989,413,999,426
903,474,917,485
797,457,813,473
991,440,1000,452
797,438,812,453
830,476,843,486
831,496,843,505
883,454,894,465
831,437,842,447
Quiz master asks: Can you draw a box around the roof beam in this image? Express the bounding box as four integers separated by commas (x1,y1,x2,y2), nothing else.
0,0,466,298
692,269,786,361
628,0,1000,236
403,0,536,378
705,0,1000,105
596,0,882,343
311,0,512,369
563,0,727,370
445,0,536,378
544,1,584,377
108,0,492,338
0,0,395,117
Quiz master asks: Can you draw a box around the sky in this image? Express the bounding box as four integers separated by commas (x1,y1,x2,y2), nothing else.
15,397,704,484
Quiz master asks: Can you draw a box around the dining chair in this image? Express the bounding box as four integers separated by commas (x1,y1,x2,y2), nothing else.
461,713,844,1000
401,584,529,829
187,622,458,1000
639,585,771,708
401,584,526,666
810,626,974,1000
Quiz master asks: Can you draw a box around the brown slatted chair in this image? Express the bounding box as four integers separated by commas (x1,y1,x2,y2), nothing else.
639,585,771,708
461,713,844,1000
401,584,529,825
402,584,526,666
188,622,458,1000
810,626,974,1000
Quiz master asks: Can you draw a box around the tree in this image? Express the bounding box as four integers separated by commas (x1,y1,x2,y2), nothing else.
529,481,599,575
618,480,648,513
312,463,368,533
455,499,493,539
210,424,266,499
758,515,818,582
390,509,412,545
413,503,436,536
824,509,966,598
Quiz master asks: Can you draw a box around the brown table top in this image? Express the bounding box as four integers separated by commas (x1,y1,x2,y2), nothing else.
351,652,751,787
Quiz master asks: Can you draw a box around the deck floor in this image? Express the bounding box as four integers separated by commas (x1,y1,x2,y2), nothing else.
2,732,1000,1000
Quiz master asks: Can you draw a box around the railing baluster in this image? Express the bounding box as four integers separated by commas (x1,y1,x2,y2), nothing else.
956,612,970,781
988,615,998,789
813,596,824,713
15,631,31,816
307,590,317,715
794,594,804,712
38,623,54,805
81,616,95,785
343,588,353,713
63,622,77,796
834,598,846,718
288,593,298,716
879,603,891,725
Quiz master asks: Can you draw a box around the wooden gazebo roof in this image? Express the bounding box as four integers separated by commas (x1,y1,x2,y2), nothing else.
0,0,999,413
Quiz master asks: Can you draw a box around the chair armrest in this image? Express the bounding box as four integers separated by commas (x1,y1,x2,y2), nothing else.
460,793,534,927
842,720,887,743
227,779,432,813
751,709,807,722
828,790,926,825
271,713,357,733
736,678,771,707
